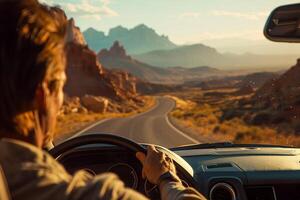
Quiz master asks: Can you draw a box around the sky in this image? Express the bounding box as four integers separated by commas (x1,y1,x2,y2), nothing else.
41,0,300,54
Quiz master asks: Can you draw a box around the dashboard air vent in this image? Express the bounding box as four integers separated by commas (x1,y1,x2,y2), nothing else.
209,182,236,200
207,163,233,169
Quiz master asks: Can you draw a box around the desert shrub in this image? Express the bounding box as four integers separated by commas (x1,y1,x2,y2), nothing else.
234,129,262,143
182,112,194,119
251,112,272,125
238,98,254,107
271,115,286,124
242,112,253,122
218,123,231,135
207,115,219,124
194,114,218,126
171,110,185,118
213,125,220,133
194,112,207,118
234,132,245,142
221,109,244,121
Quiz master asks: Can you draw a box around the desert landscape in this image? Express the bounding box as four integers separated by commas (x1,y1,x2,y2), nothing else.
54,14,300,147
168,67,300,146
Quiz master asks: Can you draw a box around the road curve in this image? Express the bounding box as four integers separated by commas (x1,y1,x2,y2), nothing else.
77,97,198,148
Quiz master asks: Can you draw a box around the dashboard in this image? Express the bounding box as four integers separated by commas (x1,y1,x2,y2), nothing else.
57,144,300,200
173,146,300,200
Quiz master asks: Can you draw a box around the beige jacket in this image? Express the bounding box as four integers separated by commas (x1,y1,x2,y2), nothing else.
0,167,10,200
0,138,206,200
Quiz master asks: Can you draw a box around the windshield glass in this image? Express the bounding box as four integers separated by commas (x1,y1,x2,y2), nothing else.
42,0,300,148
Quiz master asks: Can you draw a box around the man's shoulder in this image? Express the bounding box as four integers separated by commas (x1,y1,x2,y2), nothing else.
0,138,67,178
0,138,46,160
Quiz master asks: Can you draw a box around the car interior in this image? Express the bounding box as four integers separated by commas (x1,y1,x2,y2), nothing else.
52,133,300,200
2,2,300,200
47,4,300,200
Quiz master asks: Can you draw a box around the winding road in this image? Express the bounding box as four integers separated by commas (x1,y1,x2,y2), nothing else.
73,97,198,148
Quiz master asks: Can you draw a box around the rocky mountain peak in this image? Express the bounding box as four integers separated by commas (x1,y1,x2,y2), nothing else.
83,24,177,54
108,25,128,37
132,24,153,31
110,41,127,57
84,27,105,37
98,41,131,60
66,18,86,45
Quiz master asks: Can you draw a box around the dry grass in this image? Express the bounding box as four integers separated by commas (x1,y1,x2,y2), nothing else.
170,89,300,147
54,96,155,142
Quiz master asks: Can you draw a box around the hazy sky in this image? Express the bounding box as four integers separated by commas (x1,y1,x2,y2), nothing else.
42,0,300,54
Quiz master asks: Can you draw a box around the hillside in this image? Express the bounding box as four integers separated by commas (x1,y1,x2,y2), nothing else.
184,71,278,91
133,44,298,69
236,72,279,88
215,58,300,135
83,24,176,54
98,41,223,83
255,59,300,117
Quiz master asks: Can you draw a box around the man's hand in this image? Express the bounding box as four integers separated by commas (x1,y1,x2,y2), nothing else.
136,145,176,184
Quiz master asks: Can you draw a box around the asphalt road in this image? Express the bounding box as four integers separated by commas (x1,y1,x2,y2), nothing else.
74,97,199,148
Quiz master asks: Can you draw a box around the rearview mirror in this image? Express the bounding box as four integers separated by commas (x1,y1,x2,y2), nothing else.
264,3,300,43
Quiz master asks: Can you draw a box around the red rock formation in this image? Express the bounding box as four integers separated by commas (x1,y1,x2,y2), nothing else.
106,70,137,95
64,18,171,105
64,19,139,102
65,43,118,98
98,41,131,60
66,18,87,45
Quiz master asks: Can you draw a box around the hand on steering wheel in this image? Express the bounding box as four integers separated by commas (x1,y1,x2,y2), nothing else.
136,145,178,185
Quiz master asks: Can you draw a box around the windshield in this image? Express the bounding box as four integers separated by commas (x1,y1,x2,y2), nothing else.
43,0,300,148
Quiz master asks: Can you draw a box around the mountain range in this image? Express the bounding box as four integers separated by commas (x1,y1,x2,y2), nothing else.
133,44,299,69
83,24,176,54
97,41,224,84
65,18,178,105
84,24,298,70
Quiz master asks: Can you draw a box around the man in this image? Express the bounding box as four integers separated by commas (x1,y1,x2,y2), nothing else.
0,167,9,200
0,0,206,199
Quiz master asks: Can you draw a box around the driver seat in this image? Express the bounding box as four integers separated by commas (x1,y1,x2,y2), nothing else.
0,167,10,200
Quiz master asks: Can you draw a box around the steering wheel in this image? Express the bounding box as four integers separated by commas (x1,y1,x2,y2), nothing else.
49,134,198,198
50,134,146,157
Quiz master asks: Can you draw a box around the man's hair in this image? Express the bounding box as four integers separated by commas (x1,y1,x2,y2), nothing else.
0,0,67,136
